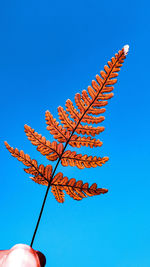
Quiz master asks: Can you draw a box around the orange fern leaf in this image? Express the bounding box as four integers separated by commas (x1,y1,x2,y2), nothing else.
4,45,129,248
58,106,105,136
4,142,52,186
24,126,106,168
45,110,70,143
81,90,107,112
5,141,37,168
5,45,129,207
50,173,108,202
66,99,105,123
46,46,127,152
4,142,108,203
51,186,65,203
68,135,103,148
61,150,109,169
46,110,103,148
24,125,63,161
29,165,52,186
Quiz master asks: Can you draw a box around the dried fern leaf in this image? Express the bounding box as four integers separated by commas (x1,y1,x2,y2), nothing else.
65,99,81,121
26,130,105,168
63,47,127,141
46,47,128,148
66,99,105,124
61,150,109,169
5,141,37,168
50,173,108,202
45,111,70,142
75,93,87,112
4,141,108,203
81,90,108,112
64,178,83,200
58,106,105,136
68,135,103,148
5,45,129,206
51,186,65,203
24,125,63,161
4,142,52,186
46,110,103,147
48,46,127,151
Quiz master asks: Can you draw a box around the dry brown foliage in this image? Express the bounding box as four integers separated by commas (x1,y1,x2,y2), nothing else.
5,46,128,203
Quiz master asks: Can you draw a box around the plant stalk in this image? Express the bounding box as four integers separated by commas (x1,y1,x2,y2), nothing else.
30,50,123,247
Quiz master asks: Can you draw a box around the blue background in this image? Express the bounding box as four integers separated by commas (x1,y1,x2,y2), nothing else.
0,0,150,266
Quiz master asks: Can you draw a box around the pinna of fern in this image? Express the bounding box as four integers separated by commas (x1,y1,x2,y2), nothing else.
5,45,129,205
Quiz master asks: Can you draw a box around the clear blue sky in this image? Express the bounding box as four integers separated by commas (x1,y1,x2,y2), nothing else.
0,0,149,266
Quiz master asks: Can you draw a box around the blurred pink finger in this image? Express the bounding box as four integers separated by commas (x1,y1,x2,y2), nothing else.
0,244,46,267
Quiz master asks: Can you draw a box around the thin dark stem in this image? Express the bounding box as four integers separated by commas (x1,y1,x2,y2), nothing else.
30,183,51,247
30,51,123,247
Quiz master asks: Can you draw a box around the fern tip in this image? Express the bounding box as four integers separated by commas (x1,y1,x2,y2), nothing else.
4,141,9,147
123,45,129,55
24,124,30,129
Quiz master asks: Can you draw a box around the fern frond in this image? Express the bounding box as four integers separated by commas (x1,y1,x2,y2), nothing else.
4,142,108,203
75,92,87,112
46,110,103,147
51,173,108,202
5,45,129,208
68,135,103,148
46,47,128,149
74,49,125,117
29,165,52,186
24,125,63,161
5,45,129,248
61,150,109,169
81,90,108,111
65,99,81,121
51,186,65,203
45,111,70,143
24,125,104,168
57,106,76,130
5,141,37,168
58,106,105,136
66,99,105,123
4,141,52,186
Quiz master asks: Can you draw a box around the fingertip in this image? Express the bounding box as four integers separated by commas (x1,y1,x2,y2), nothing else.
36,251,46,267
11,244,32,252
